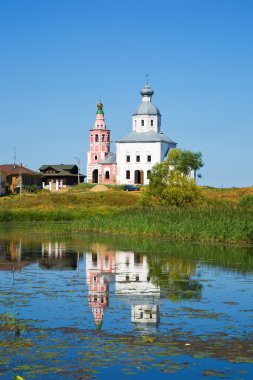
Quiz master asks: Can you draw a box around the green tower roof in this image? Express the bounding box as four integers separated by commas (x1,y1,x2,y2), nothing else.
96,102,104,115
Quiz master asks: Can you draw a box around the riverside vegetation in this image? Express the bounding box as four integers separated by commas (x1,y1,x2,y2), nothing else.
0,183,253,245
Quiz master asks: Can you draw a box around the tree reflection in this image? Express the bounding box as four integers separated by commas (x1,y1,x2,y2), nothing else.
148,257,202,302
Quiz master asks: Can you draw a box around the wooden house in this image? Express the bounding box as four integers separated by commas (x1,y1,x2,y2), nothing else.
0,164,42,193
0,170,7,196
39,164,85,191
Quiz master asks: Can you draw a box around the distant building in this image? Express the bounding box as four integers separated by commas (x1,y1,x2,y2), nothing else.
87,83,177,185
0,164,41,193
87,102,116,184
0,170,7,196
39,164,85,191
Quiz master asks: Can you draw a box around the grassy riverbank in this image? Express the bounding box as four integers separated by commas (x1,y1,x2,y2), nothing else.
0,185,252,245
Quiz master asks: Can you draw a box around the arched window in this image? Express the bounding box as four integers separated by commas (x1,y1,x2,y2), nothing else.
126,170,130,179
105,171,110,180
95,134,99,142
102,134,105,142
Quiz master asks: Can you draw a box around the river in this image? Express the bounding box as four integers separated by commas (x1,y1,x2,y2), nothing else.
0,230,253,379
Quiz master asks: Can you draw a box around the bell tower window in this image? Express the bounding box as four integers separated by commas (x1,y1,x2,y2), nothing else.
95,134,99,142
141,120,144,127
150,120,153,127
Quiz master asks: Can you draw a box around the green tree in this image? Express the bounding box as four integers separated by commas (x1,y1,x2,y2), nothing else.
144,148,204,206
167,148,204,176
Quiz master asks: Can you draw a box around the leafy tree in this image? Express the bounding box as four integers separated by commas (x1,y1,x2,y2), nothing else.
167,148,204,176
144,148,204,206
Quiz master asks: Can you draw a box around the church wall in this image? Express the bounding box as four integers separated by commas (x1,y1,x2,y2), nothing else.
101,164,117,184
116,141,162,185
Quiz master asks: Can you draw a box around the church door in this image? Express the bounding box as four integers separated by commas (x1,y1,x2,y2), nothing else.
92,169,99,183
134,170,144,184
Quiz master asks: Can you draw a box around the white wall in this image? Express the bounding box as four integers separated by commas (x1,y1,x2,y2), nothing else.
116,141,162,185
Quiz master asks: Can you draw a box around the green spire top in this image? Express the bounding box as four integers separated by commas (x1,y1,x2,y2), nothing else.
96,320,102,331
96,102,104,115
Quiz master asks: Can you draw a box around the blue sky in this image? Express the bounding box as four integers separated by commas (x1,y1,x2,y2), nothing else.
0,0,252,187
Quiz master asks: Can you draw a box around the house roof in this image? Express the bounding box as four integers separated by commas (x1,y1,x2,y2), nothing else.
99,152,117,165
41,170,85,178
39,164,77,172
116,131,177,144
0,164,40,176
39,164,85,178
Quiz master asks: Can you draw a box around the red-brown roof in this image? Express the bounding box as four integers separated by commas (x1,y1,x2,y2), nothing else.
0,164,40,176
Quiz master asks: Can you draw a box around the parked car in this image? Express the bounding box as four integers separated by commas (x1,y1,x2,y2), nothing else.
123,185,140,191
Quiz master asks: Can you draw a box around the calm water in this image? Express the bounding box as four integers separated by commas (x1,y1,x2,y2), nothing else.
0,231,253,379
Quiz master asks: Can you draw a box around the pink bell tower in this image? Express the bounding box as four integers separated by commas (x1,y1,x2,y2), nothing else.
87,102,111,183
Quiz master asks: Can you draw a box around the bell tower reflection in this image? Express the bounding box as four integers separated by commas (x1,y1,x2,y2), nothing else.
86,250,116,330
88,272,108,330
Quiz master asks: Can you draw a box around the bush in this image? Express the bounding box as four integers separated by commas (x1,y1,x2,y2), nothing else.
145,169,204,207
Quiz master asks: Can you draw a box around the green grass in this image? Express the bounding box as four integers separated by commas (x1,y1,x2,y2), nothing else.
0,189,253,245
239,194,253,208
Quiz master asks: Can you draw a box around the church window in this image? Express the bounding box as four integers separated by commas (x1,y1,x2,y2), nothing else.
150,119,153,126
105,255,109,267
105,171,110,180
136,275,139,282
126,275,129,282
147,155,151,162
102,134,105,142
150,314,152,319
94,155,98,160
136,155,140,162
140,312,143,319
147,170,151,179
92,253,97,267
95,134,99,142
126,155,130,162
134,254,142,264
141,119,144,126
126,170,130,179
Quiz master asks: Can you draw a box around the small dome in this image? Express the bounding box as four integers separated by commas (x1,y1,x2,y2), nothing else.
96,102,104,115
141,84,154,97
133,101,160,116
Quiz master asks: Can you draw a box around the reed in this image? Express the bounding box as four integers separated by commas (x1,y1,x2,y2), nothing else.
0,189,252,245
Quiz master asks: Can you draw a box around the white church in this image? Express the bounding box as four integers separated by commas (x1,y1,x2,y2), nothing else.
87,82,177,185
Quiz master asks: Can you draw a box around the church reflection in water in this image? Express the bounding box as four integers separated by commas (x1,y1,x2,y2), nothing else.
0,238,201,330
86,250,161,330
